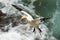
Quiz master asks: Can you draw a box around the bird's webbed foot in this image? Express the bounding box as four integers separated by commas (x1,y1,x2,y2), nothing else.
33,28,35,32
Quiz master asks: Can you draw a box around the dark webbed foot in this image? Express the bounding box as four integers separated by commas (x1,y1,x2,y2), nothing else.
33,28,35,32
38,28,42,32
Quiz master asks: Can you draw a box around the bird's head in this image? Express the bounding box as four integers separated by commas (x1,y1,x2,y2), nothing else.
21,15,27,20
20,15,28,24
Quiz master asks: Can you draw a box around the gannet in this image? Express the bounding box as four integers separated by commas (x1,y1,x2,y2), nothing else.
21,15,50,32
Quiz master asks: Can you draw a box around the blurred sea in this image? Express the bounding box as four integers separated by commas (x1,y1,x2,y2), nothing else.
0,0,60,40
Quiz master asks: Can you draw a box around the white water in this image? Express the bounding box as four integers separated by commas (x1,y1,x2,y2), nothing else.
0,0,57,40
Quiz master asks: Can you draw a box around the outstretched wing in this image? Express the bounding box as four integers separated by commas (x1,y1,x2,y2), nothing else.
12,4,22,11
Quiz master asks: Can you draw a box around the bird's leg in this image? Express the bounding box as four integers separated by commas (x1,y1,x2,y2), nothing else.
38,28,42,32
35,25,42,33
36,26,42,36
33,28,35,32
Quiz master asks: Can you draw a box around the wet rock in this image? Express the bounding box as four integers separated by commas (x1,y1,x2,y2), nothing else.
0,10,7,26
0,10,28,32
0,10,6,22
0,10,22,32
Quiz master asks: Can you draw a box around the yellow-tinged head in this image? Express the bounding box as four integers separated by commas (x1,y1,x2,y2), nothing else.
21,15,27,19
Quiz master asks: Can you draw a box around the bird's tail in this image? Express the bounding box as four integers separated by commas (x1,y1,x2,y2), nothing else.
40,17,51,21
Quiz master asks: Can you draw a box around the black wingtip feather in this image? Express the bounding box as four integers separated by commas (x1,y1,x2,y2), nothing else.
12,4,22,11
40,17,51,21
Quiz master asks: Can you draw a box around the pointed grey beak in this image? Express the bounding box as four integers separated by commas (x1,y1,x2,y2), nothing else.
12,4,22,11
